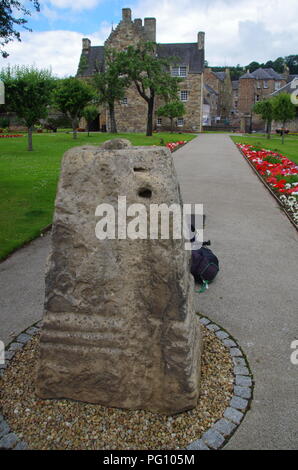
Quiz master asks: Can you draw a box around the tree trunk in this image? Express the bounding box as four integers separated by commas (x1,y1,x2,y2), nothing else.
267,120,272,139
170,118,173,133
282,121,286,144
146,96,154,137
109,102,117,134
72,117,77,139
28,126,33,151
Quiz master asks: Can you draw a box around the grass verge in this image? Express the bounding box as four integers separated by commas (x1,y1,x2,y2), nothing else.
0,132,196,260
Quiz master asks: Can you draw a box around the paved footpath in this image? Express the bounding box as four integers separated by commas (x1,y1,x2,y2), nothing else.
173,134,298,450
0,134,297,449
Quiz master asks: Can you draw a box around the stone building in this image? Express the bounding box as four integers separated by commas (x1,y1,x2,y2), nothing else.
77,8,205,133
203,68,233,123
202,84,218,125
236,68,287,132
270,76,298,132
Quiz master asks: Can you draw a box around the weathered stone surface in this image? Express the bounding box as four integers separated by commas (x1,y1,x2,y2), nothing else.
101,138,131,150
36,142,201,415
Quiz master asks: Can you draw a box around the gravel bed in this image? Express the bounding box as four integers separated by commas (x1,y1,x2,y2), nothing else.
0,322,235,450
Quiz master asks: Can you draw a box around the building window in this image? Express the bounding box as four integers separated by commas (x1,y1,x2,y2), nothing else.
257,81,261,89
171,66,187,77
180,90,189,101
177,118,184,127
255,95,260,103
263,80,268,89
275,81,281,91
157,118,162,126
120,97,128,104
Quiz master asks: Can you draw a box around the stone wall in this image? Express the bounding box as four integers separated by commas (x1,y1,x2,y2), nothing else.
155,74,203,133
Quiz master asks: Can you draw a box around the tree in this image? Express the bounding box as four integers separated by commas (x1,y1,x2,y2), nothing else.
272,93,296,144
0,65,55,151
253,99,274,139
117,42,181,136
247,61,260,72
54,77,94,139
272,57,285,73
0,1,40,58
285,55,298,74
92,49,128,134
157,101,185,133
82,105,98,136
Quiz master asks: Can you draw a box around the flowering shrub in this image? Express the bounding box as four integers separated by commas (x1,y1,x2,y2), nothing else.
0,134,23,138
237,143,298,226
166,140,187,152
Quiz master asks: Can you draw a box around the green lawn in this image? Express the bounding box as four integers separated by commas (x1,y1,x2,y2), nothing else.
230,134,298,165
0,131,196,260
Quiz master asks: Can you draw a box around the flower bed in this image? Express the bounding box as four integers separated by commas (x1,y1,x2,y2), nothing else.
166,140,187,152
237,143,298,227
0,134,23,138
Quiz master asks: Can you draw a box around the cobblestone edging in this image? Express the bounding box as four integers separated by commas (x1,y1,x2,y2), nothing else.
0,316,254,450
186,315,254,450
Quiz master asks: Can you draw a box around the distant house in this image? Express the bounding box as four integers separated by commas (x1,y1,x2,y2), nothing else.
203,84,218,125
203,68,233,123
77,8,205,133
238,68,287,114
270,76,298,132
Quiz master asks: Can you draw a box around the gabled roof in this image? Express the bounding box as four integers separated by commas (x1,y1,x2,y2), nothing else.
271,77,298,96
213,71,225,81
156,43,204,74
77,42,204,77
78,46,105,77
240,67,284,80
204,83,218,95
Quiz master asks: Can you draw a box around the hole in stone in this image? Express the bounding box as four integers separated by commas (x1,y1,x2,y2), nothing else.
138,188,152,199
134,167,147,172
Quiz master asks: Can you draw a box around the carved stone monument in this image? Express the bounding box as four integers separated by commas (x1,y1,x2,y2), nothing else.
36,140,202,415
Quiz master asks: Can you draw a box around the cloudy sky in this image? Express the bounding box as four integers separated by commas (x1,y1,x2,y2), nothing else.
1,0,297,77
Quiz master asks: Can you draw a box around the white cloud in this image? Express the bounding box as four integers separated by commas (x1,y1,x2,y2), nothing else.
46,0,102,11
0,26,110,77
132,0,298,65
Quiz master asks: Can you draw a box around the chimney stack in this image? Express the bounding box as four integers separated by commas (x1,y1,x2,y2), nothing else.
144,17,156,42
134,18,142,30
122,8,132,22
197,31,205,50
82,38,91,51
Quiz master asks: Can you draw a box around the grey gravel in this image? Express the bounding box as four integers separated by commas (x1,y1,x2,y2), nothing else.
186,439,210,450
213,418,237,436
235,375,252,387
202,429,225,449
234,366,250,376
0,432,19,449
230,396,248,410
224,407,244,424
16,333,31,344
234,386,252,400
